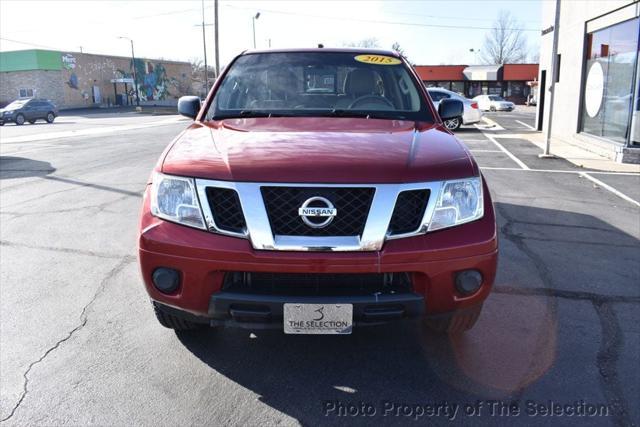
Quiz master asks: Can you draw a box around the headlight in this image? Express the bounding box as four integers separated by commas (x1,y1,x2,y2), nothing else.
150,172,205,229
428,177,483,231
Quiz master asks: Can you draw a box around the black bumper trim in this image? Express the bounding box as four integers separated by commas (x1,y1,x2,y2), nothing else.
208,291,425,328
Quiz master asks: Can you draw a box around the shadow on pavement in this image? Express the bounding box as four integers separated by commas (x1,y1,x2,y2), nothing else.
174,202,638,425
0,157,56,179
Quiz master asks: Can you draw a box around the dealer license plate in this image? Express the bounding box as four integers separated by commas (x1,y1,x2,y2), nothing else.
283,303,353,334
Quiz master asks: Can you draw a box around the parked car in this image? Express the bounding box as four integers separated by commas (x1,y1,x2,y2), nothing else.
0,98,58,125
138,48,498,336
473,95,515,112
427,87,482,130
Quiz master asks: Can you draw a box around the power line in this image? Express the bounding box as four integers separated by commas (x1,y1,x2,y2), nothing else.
0,37,62,51
222,4,540,32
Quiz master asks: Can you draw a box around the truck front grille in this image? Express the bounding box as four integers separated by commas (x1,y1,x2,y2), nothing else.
388,190,430,235
261,186,375,236
222,272,413,296
205,187,246,234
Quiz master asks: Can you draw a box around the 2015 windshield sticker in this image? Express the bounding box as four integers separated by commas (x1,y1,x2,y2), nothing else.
354,54,401,65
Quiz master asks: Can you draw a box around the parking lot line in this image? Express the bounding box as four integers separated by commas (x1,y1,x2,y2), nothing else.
515,120,536,130
481,166,640,176
481,133,530,170
579,172,640,208
470,149,503,153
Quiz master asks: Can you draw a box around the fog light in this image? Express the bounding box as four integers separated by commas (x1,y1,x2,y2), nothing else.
152,268,180,294
455,270,483,295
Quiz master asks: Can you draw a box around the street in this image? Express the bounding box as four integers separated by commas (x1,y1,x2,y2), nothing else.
1,109,639,426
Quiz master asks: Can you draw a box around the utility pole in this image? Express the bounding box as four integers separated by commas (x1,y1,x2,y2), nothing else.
214,0,220,77
201,0,209,93
541,0,561,158
118,36,140,107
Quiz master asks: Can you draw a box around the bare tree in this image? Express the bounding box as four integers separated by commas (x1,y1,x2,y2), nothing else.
391,42,405,57
343,38,380,48
190,58,217,97
481,11,528,64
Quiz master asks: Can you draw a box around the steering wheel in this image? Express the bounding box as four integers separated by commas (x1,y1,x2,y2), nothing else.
348,95,394,110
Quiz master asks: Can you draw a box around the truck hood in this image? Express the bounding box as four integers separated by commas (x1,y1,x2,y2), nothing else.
161,117,476,183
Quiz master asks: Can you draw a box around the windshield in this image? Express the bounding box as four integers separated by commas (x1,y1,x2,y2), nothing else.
207,52,432,122
488,95,504,101
4,100,29,110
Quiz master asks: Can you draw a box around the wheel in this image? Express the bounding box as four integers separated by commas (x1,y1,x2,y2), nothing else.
46,112,55,123
424,304,482,334
152,302,202,330
489,106,496,112
28,120,36,124
15,114,25,125
443,116,461,131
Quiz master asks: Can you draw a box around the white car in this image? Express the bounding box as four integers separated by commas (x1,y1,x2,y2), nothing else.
473,95,515,112
427,88,482,130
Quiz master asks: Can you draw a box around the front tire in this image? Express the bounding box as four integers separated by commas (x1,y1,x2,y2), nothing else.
489,106,496,112
153,302,202,330
46,112,55,123
424,304,483,334
15,114,25,125
443,117,462,131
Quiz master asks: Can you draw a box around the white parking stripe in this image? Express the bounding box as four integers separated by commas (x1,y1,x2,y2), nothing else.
0,117,186,144
515,120,536,131
579,172,640,208
481,166,640,176
481,133,530,170
470,149,503,153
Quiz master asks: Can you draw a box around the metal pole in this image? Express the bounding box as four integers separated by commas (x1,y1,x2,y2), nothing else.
129,40,140,107
201,0,209,93
541,0,561,158
214,0,220,77
252,17,256,48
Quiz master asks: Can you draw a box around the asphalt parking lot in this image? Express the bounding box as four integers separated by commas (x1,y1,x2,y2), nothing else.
1,108,639,426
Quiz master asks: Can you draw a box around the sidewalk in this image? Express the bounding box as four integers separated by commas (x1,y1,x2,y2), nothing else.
479,117,640,173
59,105,177,117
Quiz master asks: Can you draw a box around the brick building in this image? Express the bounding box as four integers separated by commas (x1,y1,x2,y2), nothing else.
0,49,192,109
414,63,539,104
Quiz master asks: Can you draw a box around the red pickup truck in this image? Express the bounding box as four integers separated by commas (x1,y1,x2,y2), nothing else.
138,48,497,335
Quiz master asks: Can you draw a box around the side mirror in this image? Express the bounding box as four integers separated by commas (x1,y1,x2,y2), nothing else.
177,96,201,120
438,98,464,121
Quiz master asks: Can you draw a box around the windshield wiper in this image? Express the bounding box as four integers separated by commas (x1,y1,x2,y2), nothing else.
327,109,409,121
213,110,292,120
328,109,371,118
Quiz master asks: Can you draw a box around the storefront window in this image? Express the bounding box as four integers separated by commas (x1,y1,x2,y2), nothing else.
581,17,639,144
467,82,483,98
450,81,464,95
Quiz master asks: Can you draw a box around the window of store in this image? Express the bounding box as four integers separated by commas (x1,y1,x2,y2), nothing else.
581,17,639,144
18,88,34,98
450,81,464,95
466,82,483,98
488,81,503,96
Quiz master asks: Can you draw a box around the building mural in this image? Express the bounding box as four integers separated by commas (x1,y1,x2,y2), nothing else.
0,49,193,108
114,58,185,101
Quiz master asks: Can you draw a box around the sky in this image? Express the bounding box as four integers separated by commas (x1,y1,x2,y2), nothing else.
0,0,542,66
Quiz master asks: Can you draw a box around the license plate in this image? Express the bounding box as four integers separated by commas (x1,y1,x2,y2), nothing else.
284,303,353,334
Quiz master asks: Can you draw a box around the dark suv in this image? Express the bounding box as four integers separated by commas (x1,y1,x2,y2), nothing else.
0,98,59,125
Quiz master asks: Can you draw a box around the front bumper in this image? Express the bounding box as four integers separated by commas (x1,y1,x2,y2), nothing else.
497,105,514,111
138,182,498,326
208,292,425,328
